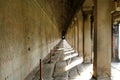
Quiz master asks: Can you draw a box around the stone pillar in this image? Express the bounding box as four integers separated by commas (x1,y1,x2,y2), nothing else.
71,22,75,48
72,25,74,48
74,18,78,51
83,13,92,63
77,10,84,56
74,23,76,49
93,0,111,79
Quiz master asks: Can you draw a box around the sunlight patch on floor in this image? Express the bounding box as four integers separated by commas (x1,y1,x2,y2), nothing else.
57,48,64,50
65,58,83,71
64,50,75,54
63,48,73,52
73,64,93,80
64,53,78,60
111,62,120,80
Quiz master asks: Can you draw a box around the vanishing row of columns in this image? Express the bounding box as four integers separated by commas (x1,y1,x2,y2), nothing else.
66,0,111,79
66,10,92,63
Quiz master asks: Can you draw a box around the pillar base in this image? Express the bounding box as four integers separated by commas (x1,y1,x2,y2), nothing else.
97,76,111,80
92,75,111,80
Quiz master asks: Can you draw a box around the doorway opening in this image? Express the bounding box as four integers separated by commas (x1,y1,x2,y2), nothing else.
112,23,119,62
111,22,120,80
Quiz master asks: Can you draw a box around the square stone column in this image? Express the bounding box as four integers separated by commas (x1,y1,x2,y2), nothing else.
77,10,84,56
83,14,92,63
74,18,78,51
93,0,111,79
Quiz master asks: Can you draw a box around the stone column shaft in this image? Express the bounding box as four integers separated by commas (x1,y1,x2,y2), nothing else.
77,11,84,56
93,0,111,79
83,14,92,63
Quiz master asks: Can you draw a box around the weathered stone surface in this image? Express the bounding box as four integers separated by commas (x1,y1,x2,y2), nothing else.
53,61,68,78
0,0,61,79
93,0,111,78
25,66,39,80
60,53,71,61
42,63,55,80
63,48,73,52
111,62,120,80
51,50,62,63
66,59,71,65
60,52,78,62
65,49,74,53
71,56,83,65
54,77,68,80
77,64,85,72
84,14,92,63
68,67,80,79
53,71,68,79
43,50,62,64
26,63,55,80
77,64,93,74
25,40,96,80
90,78,96,80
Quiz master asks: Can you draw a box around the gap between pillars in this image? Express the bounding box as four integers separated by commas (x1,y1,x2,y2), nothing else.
40,59,42,80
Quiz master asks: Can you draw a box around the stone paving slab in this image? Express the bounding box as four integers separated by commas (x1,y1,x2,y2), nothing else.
53,71,68,79
25,66,40,80
51,52,62,63
71,56,82,61
32,63,55,80
32,74,40,80
77,64,92,73
76,64,93,80
60,52,78,61
60,53,71,61
66,58,71,65
54,77,68,80
53,61,68,78
68,67,80,79
25,40,95,80
43,50,62,63
42,63,55,80
71,56,83,64
63,50,75,54
90,78,96,80
63,48,73,52
76,64,85,72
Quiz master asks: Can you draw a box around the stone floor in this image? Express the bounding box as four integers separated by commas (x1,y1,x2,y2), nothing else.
25,40,120,80
25,40,93,80
111,62,120,80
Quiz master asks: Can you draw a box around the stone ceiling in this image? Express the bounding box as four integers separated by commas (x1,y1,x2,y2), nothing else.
34,0,85,33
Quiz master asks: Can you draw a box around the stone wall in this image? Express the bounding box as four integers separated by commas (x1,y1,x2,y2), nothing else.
0,0,60,80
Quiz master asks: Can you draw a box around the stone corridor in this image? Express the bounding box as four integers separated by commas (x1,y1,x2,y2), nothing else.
25,40,120,80
1,0,120,80
25,40,93,80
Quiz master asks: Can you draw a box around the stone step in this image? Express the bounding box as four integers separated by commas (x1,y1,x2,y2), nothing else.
70,56,83,64
63,50,75,55
60,52,78,61
57,48,64,50
63,48,73,52
65,56,83,71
